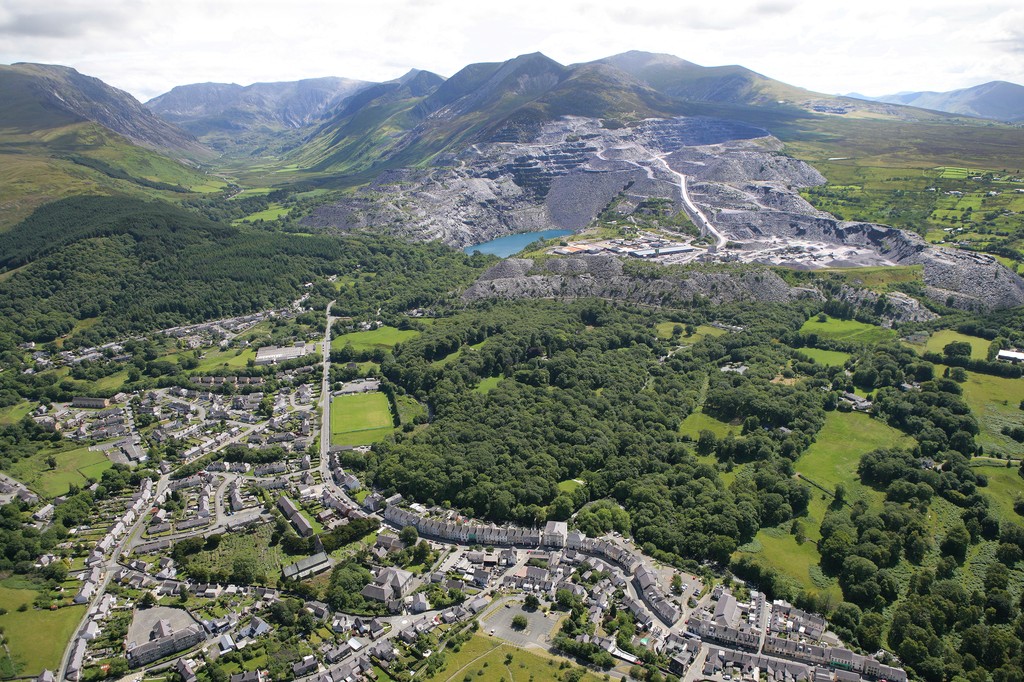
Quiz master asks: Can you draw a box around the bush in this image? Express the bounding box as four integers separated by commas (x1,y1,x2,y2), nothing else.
511,614,527,630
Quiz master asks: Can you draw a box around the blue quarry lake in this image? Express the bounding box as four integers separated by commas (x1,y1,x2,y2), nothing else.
463,229,573,258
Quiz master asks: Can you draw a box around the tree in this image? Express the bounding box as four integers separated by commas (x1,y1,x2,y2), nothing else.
139,591,157,608
45,454,57,470
524,594,540,610
399,525,419,546
511,614,527,630
944,341,973,359
941,523,971,563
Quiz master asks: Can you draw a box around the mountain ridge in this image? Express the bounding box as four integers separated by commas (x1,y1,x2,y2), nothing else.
853,80,1024,122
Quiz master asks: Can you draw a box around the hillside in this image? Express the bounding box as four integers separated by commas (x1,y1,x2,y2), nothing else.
0,63,206,157
146,76,371,155
864,80,1024,123
0,63,224,231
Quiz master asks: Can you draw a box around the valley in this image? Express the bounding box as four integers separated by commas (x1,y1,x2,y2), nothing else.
0,46,1022,682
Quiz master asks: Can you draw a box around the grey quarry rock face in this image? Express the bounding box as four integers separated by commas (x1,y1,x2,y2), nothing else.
303,114,1024,311
462,255,822,308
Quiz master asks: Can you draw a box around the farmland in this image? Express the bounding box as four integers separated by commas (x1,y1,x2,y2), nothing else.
0,582,85,676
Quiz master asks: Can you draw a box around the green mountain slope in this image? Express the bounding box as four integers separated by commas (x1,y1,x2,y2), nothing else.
0,64,224,231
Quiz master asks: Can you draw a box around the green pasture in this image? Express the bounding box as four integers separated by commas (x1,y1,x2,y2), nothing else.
0,583,85,676
799,316,896,344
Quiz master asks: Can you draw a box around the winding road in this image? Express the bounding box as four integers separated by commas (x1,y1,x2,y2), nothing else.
654,154,728,251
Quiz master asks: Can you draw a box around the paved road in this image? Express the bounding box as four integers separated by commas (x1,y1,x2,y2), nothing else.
58,474,170,680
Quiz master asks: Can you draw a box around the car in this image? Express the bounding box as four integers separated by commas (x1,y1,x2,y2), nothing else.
490,628,495,635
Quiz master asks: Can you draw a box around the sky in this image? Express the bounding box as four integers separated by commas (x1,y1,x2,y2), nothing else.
1,0,1022,102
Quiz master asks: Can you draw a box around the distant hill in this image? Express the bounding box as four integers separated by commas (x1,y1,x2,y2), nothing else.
859,81,1024,122
289,50,958,179
0,63,206,157
146,76,371,154
0,62,223,231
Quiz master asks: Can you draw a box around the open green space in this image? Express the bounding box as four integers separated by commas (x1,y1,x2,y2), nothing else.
904,329,991,359
331,326,419,352
955,369,1024,458
557,479,584,494
0,583,85,676
796,347,852,367
427,633,603,682
193,347,258,372
330,392,394,446
655,322,728,343
972,464,1024,525
7,443,113,497
474,376,504,394
736,527,841,601
799,316,897,344
795,412,914,508
238,203,292,223
0,401,33,425
679,411,738,439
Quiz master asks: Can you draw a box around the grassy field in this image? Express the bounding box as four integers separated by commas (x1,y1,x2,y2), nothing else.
474,376,504,394
557,479,584,494
680,411,739,439
7,443,113,497
972,464,1024,524
0,583,85,676
955,369,1024,458
0,400,33,425
238,203,292,223
903,329,991,359
799,316,897,344
427,633,604,682
655,322,728,343
796,412,915,511
331,326,419,352
330,392,394,446
736,527,841,601
193,347,258,372
796,347,852,367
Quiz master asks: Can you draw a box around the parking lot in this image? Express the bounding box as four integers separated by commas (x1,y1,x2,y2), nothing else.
481,600,560,649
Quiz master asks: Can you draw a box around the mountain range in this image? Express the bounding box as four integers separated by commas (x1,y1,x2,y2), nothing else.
850,80,1024,123
1,50,1021,234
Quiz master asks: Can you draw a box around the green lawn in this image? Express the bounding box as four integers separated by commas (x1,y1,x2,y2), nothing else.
735,527,841,601
799,316,897,344
0,401,33,425
331,326,419,352
194,347,258,372
680,411,739,439
557,479,583,494
330,392,394,446
655,322,728,343
427,633,603,682
474,376,504,394
7,444,113,497
972,464,1024,524
955,369,1024,457
796,347,852,367
796,412,914,505
904,329,991,359
0,584,85,676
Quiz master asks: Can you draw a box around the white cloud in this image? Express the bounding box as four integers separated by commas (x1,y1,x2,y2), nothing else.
0,0,1021,101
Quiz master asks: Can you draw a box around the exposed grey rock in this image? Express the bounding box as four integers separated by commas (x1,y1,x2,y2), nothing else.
462,255,822,307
